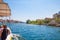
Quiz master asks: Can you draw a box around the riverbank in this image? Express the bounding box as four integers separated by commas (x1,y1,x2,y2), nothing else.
26,11,60,27
0,19,24,23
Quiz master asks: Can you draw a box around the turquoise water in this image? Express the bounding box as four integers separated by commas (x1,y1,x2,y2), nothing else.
6,23,60,40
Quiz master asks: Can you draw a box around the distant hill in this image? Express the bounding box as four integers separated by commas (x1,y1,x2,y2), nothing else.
0,19,24,23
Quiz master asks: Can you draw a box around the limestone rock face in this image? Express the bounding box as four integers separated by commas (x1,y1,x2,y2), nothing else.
0,0,11,17
48,20,57,26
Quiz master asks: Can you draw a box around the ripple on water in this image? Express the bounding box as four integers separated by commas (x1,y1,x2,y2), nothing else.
6,23,60,40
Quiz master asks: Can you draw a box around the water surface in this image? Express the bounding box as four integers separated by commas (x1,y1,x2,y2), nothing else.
6,23,60,40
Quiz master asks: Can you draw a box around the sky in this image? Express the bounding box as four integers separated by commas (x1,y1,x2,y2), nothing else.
4,0,60,22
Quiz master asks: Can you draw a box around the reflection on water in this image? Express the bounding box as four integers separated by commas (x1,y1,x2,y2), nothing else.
6,23,60,40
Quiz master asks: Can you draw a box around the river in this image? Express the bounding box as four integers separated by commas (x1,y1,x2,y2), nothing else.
4,23,60,40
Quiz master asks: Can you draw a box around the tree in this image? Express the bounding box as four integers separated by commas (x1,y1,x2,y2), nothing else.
26,19,31,24
55,18,60,24
36,19,44,25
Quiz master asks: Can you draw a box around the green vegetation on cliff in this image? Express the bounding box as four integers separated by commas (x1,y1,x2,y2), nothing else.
26,11,60,26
